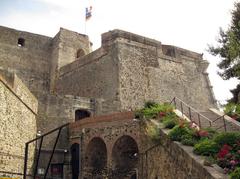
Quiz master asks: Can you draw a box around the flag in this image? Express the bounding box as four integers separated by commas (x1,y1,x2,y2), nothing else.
85,6,92,20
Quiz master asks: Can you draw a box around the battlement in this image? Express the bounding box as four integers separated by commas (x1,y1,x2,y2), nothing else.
102,29,203,60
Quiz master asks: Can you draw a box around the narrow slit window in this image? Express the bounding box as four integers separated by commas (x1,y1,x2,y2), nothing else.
17,38,25,47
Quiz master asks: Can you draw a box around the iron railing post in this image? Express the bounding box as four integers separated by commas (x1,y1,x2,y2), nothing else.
188,107,192,121
209,121,212,127
44,127,62,179
33,136,43,178
223,116,227,132
23,143,29,179
180,102,183,116
198,114,201,128
173,97,176,108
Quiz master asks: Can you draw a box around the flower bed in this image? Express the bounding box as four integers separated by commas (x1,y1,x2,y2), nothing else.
136,102,240,178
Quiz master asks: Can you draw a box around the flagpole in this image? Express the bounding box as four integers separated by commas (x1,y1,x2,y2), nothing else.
85,19,87,34
84,6,92,35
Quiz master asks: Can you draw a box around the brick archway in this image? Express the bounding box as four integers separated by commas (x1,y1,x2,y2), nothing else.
84,137,107,177
111,135,139,178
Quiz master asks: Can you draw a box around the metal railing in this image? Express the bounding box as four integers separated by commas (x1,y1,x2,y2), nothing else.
170,97,227,132
23,123,69,179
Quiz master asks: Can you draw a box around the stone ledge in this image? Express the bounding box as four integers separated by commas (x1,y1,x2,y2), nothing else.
0,71,38,114
102,29,162,48
69,111,134,129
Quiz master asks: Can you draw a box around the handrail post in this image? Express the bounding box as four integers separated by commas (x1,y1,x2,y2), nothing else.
173,97,176,108
44,127,62,179
180,102,183,116
188,107,192,121
209,121,212,127
223,116,227,132
23,143,29,179
33,136,43,178
198,113,201,128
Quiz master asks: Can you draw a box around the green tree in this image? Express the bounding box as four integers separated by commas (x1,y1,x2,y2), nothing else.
209,2,240,102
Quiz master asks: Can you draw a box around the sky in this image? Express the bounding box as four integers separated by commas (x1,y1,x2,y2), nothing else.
0,0,239,104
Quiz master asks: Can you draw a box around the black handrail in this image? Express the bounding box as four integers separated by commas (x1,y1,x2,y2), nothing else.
170,97,229,131
23,123,69,179
170,97,212,126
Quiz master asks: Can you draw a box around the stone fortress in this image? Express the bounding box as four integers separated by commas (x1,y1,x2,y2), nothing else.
0,25,229,179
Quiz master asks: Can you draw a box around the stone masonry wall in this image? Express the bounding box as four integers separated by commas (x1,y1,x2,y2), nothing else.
56,46,120,112
69,112,227,179
0,72,37,176
143,124,227,179
50,28,91,92
0,26,52,97
112,30,216,111
57,29,216,114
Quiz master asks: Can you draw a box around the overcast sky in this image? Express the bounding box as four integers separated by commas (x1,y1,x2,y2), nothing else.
0,0,239,103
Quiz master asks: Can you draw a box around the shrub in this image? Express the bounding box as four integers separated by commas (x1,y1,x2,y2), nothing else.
136,102,175,120
224,103,240,122
193,139,219,156
168,124,192,141
144,101,158,108
224,103,237,116
162,118,178,129
145,122,161,142
214,132,240,147
135,109,144,119
181,134,198,146
201,128,218,139
230,167,240,179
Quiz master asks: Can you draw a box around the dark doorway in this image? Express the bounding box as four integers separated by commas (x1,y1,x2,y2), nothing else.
71,143,80,179
112,135,139,178
75,109,90,121
51,163,63,178
84,137,107,177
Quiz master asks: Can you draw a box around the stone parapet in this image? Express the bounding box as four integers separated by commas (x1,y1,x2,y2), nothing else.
0,71,37,175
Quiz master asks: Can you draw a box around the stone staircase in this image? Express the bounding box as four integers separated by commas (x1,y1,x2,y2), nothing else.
171,97,240,132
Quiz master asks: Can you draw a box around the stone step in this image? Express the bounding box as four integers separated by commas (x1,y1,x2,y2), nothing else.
180,109,239,132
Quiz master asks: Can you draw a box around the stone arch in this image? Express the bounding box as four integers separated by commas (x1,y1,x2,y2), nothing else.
84,137,107,177
75,109,91,121
76,48,85,58
112,135,139,178
71,143,80,179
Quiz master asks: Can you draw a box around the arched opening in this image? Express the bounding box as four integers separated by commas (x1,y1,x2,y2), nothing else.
71,143,80,179
112,135,139,178
75,109,90,121
84,137,107,177
76,49,85,58
17,38,25,47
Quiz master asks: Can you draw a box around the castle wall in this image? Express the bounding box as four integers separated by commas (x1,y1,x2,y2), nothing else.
0,72,37,176
56,46,120,112
111,30,216,111
0,26,52,96
36,93,94,149
57,29,216,112
50,28,91,92
0,25,94,147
